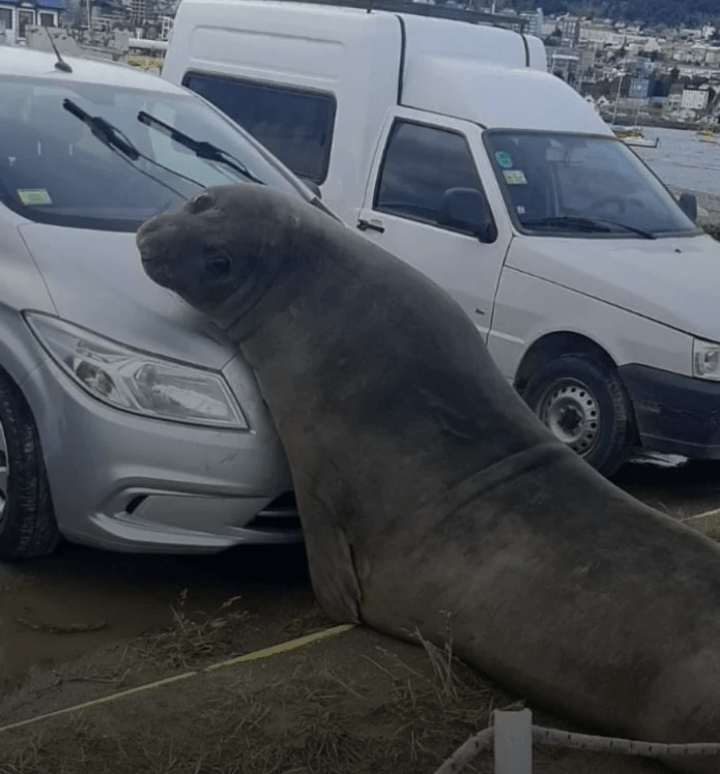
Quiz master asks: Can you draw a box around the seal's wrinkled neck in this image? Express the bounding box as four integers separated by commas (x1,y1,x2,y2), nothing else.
215,208,341,348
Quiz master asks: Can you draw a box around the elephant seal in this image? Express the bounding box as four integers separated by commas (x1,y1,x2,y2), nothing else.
138,184,720,774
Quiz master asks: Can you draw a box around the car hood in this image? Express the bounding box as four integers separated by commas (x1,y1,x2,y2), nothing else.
19,224,237,370
507,232,720,341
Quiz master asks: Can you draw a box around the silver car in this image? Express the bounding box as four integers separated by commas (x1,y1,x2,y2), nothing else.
0,47,323,559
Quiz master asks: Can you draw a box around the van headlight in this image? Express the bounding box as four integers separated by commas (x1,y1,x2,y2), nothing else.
693,338,720,381
25,313,248,429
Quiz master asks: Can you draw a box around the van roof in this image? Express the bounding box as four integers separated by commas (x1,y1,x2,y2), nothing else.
259,0,530,32
171,0,541,68
0,46,181,94
404,56,612,134
168,0,608,134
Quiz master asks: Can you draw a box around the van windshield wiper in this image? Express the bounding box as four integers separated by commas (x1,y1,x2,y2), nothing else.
522,215,656,240
138,111,266,185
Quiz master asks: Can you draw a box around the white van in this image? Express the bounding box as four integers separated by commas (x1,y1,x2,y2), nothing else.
162,0,720,477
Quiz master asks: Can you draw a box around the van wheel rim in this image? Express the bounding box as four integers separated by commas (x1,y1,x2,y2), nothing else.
538,379,601,456
0,421,8,521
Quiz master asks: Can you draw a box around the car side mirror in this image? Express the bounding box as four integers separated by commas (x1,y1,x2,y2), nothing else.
679,192,698,222
439,187,497,243
300,177,322,200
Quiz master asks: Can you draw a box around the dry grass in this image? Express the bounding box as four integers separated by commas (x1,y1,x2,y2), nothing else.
0,622,511,774
0,607,665,774
134,589,252,669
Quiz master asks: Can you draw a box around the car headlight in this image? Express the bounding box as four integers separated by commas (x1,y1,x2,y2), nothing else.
693,338,720,381
25,312,248,429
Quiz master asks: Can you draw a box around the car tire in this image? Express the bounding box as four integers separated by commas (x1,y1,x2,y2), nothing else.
521,352,636,477
0,370,59,560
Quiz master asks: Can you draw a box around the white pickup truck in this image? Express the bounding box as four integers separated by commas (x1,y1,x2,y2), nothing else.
162,0,719,477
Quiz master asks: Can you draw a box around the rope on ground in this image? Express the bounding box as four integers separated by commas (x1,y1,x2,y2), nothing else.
0,623,355,735
532,726,720,756
433,712,720,774
431,727,494,774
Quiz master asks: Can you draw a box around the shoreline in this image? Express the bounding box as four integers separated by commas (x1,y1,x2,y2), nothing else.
600,114,714,132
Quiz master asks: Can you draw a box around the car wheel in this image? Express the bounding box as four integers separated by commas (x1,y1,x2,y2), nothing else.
521,352,635,477
0,371,59,560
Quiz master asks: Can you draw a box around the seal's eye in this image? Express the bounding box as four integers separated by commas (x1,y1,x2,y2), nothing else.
207,254,231,277
190,192,215,214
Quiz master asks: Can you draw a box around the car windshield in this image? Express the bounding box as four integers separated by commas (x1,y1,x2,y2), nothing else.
0,76,302,231
485,130,699,238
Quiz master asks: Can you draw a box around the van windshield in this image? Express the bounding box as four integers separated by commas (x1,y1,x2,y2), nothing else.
0,76,302,232
485,130,699,238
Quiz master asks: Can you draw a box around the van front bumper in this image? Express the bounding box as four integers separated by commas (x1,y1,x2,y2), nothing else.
619,363,720,459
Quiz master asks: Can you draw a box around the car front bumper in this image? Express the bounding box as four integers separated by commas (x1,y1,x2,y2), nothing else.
21,348,301,553
619,363,720,460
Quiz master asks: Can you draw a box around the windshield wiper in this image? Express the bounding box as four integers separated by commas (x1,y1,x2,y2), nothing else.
582,216,655,240
64,98,140,160
63,99,203,198
522,215,656,240
138,111,265,186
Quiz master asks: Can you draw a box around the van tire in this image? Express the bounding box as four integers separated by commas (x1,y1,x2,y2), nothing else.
521,353,635,477
0,371,60,560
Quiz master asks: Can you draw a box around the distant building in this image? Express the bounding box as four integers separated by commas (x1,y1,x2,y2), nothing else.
130,0,144,23
681,87,710,111
628,74,653,98
0,0,63,44
664,81,684,112
519,7,543,38
580,22,626,44
549,48,580,85
159,11,171,39
556,15,580,45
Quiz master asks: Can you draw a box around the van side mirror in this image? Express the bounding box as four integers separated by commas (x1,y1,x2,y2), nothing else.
439,187,497,243
679,192,697,222
300,177,322,200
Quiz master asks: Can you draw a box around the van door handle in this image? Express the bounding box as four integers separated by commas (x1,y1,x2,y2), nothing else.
357,218,385,234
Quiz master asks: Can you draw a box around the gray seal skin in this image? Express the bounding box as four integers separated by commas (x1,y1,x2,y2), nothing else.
138,183,720,774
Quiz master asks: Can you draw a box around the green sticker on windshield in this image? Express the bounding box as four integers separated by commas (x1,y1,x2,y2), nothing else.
17,189,52,206
503,169,527,185
495,151,514,168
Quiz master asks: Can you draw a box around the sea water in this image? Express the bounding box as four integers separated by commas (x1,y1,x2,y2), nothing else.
632,127,720,197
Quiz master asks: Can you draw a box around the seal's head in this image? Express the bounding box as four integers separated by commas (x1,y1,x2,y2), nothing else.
137,183,307,327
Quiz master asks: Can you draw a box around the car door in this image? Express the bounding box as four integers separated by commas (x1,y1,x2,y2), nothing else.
355,109,513,343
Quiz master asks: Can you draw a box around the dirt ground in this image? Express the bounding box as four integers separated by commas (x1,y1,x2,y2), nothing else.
1,457,719,774
0,608,670,774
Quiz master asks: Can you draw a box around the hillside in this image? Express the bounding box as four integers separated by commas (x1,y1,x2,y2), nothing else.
518,0,720,27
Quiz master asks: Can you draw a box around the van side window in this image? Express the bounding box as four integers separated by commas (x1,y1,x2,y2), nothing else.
375,121,486,233
182,73,336,184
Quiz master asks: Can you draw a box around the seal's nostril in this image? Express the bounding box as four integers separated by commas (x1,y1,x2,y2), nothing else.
208,255,231,276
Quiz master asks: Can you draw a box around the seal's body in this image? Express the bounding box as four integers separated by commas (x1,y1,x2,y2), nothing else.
138,185,720,774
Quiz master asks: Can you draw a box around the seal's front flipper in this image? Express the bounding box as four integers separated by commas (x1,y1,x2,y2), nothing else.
297,473,363,624
304,530,362,624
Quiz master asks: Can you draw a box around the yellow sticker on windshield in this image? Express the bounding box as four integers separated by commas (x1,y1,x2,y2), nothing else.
17,189,52,206
503,170,527,185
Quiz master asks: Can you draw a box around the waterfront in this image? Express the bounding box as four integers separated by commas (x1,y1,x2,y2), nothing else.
632,126,720,199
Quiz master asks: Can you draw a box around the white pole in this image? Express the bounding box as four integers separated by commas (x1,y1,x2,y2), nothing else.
612,71,624,124
494,709,533,774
